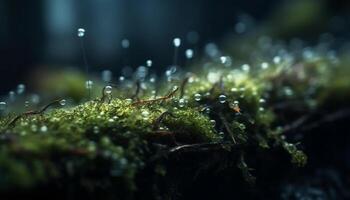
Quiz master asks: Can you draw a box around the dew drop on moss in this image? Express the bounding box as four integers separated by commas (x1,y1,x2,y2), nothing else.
178,98,186,108
104,86,113,94
59,99,66,106
40,125,48,133
219,94,227,103
210,120,216,127
194,93,201,101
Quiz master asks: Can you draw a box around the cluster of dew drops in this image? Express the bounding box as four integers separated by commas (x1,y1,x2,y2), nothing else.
0,25,340,137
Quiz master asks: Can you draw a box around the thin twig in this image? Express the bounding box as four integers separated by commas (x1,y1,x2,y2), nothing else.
132,86,178,106
153,111,177,130
7,99,62,127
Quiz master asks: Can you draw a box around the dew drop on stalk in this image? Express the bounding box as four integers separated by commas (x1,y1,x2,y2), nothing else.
219,94,227,103
185,49,194,59
119,76,125,82
17,84,26,94
0,102,6,111
220,56,227,64
104,85,113,95
9,91,15,102
77,28,85,37
85,80,93,89
102,70,112,82
146,60,152,67
24,101,30,108
194,93,201,101
173,38,181,47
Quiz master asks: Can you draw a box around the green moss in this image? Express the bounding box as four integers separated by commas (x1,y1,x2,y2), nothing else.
0,41,349,198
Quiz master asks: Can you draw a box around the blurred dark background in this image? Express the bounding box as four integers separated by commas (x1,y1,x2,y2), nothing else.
0,0,349,95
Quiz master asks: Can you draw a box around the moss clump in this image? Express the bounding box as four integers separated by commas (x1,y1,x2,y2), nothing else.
1,40,349,199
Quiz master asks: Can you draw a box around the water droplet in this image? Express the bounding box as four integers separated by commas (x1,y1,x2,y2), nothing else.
194,93,201,101
40,125,48,133
77,28,85,37
31,124,37,132
284,87,294,96
142,110,149,118
150,77,156,83
219,131,224,136
0,102,6,111
185,49,194,59
178,98,186,108
173,38,181,47
24,101,30,108
30,94,40,105
17,84,26,94
93,126,100,134
273,56,281,64
9,91,15,102
136,66,148,79
85,80,93,89
121,39,130,48
241,64,250,72
218,94,227,103
259,98,266,103
203,107,210,114
231,87,238,92
261,62,269,69
119,76,125,82
108,118,115,123
104,85,113,95
220,56,227,64
210,120,216,127
59,99,66,106
146,60,152,67
102,70,112,82
259,107,265,112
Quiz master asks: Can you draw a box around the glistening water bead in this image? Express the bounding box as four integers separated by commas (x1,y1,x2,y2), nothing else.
219,94,227,103
0,102,6,111
86,80,93,89
185,49,194,59
173,38,181,47
194,93,201,101
77,28,85,37
59,99,66,106
104,86,113,94
146,60,152,67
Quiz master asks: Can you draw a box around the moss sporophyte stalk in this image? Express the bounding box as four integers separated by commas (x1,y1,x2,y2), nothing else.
0,39,349,198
